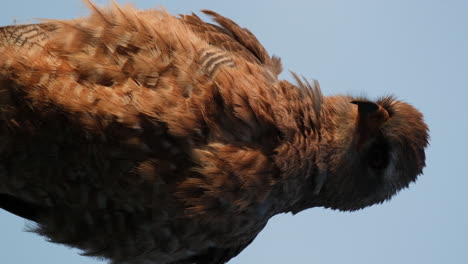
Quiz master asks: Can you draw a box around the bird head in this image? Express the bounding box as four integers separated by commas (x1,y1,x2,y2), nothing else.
316,96,429,211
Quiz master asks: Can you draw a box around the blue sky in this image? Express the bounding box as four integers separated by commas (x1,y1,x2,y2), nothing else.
1,0,467,263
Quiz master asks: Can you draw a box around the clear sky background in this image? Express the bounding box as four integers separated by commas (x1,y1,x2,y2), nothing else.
0,0,466,263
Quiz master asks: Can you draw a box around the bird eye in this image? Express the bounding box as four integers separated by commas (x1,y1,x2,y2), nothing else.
367,140,390,170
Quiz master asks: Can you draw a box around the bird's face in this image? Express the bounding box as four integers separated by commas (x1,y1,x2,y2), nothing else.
319,96,429,211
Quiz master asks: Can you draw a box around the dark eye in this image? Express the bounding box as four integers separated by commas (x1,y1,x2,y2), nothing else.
367,140,390,170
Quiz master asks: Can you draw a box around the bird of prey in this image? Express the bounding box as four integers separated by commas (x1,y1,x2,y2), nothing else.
0,1,429,263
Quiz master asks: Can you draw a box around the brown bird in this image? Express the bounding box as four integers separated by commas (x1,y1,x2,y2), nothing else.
0,1,429,263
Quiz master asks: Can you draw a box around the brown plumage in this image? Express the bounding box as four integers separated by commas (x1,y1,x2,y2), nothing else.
0,1,429,264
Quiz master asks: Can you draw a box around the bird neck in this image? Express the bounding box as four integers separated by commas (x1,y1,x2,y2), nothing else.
270,96,346,215
270,117,335,215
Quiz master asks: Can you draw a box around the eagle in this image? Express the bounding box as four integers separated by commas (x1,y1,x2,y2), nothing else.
0,1,429,263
